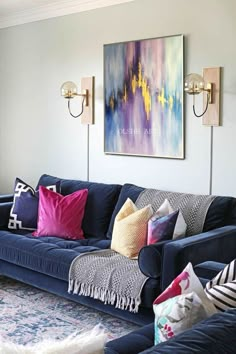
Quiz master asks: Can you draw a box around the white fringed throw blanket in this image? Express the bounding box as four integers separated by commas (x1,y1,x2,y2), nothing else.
136,189,216,236
68,249,148,313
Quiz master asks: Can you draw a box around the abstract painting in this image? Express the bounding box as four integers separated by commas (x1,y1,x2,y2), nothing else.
104,35,184,158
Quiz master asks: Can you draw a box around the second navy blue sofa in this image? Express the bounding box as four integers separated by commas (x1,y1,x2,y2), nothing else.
105,262,236,353
0,174,235,325
105,308,236,354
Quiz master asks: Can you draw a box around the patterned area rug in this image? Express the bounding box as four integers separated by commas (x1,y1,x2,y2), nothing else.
0,276,139,345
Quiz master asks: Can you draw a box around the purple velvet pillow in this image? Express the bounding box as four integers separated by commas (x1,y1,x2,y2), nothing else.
8,177,61,231
147,210,179,245
32,186,88,239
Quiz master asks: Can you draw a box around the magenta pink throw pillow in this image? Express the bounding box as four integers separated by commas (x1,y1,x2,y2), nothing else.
32,186,88,240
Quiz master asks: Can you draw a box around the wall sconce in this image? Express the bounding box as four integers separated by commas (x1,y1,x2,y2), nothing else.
184,67,221,126
60,76,95,182
60,77,95,124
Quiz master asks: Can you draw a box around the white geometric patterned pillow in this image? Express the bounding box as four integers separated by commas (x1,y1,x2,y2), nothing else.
8,177,60,230
205,259,236,311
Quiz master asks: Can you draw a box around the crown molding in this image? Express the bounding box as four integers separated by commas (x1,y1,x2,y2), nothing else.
0,0,134,29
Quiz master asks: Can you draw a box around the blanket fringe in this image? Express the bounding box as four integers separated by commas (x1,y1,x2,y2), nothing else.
68,279,141,313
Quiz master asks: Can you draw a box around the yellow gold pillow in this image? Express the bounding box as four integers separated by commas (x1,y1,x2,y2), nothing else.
111,198,153,259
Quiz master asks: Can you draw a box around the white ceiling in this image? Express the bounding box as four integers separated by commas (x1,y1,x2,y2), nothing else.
0,0,134,29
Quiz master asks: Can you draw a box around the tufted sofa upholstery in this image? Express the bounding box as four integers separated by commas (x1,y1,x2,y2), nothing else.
0,230,110,281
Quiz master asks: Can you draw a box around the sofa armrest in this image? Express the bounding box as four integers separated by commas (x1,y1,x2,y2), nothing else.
194,261,225,280
0,194,13,203
161,225,236,290
138,240,170,278
0,202,13,228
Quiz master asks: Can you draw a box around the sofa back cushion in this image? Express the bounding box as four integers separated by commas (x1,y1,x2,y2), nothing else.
106,184,236,239
36,174,122,239
203,196,236,232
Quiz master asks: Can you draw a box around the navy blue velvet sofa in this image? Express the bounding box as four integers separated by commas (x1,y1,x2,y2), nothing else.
105,309,236,354
105,262,236,353
0,174,236,326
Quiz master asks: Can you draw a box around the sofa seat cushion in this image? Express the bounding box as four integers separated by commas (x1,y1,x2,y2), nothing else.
0,230,111,281
0,230,160,310
194,261,225,280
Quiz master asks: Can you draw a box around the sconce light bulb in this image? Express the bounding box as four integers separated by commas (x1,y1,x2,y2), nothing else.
184,73,205,95
60,81,78,99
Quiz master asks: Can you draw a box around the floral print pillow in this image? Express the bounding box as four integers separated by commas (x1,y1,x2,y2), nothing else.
153,262,217,317
153,292,207,344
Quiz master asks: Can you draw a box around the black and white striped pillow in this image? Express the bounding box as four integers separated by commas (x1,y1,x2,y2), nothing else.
205,259,236,311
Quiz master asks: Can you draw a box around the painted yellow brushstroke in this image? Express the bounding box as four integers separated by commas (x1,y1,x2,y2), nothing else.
125,60,179,120
142,78,151,120
123,84,128,103
132,75,137,94
142,77,147,95
127,60,152,119
168,95,173,110
118,60,175,119
138,62,142,88
109,95,115,111
158,88,167,107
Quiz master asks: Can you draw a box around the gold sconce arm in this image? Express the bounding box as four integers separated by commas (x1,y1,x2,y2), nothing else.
193,90,210,118
69,90,89,106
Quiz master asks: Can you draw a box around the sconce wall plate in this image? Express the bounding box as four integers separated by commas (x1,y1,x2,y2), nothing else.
202,67,221,126
81,76,95,125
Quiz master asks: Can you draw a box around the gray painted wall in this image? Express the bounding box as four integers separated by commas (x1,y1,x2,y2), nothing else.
0,0,235,195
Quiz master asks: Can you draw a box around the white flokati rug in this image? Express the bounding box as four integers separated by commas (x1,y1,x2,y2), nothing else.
0,325,107,354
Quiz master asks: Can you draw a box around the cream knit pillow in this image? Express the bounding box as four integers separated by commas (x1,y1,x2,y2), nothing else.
111,198,153,259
